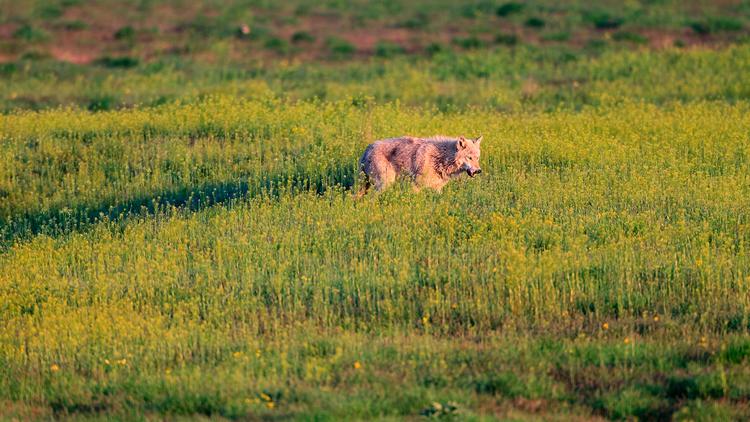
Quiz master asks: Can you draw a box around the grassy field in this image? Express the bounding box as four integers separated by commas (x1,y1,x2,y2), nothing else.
3,1,750,421
2,0,750,65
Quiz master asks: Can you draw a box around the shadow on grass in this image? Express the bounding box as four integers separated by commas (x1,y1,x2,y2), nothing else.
0,161,358,251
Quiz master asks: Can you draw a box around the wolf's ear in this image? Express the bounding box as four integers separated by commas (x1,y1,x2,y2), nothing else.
475,135,483,145
457,136,468,150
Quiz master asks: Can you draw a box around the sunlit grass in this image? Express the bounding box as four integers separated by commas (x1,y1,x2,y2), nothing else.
1,93,750,418
2,12,750,412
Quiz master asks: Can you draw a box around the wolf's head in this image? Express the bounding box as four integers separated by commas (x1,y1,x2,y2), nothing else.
456,135,483,177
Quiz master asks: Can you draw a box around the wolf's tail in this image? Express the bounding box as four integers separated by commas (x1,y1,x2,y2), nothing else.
354,145,373,199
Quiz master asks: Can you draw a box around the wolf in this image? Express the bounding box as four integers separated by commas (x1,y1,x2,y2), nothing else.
357,135,483,197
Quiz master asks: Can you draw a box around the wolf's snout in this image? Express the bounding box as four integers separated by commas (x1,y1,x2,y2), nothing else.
468,168,482,177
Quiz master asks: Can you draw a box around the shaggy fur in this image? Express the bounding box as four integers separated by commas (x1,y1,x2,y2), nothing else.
357,135,483,197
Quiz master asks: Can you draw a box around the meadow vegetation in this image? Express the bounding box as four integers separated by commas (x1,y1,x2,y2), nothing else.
2,1,750,420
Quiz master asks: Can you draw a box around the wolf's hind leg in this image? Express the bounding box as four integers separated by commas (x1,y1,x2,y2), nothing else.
373,164,396,191
355,174,371,199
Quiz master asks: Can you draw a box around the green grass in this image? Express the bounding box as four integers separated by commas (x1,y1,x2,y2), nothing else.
4,45,750,113
1,95,750,419
2,1,750,420
2,0,750,67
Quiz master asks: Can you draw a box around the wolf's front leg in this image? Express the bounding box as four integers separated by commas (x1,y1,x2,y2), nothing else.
416,173,444,192
421,180,444,193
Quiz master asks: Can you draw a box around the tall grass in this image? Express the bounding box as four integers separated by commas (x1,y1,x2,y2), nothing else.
1,96,750,418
